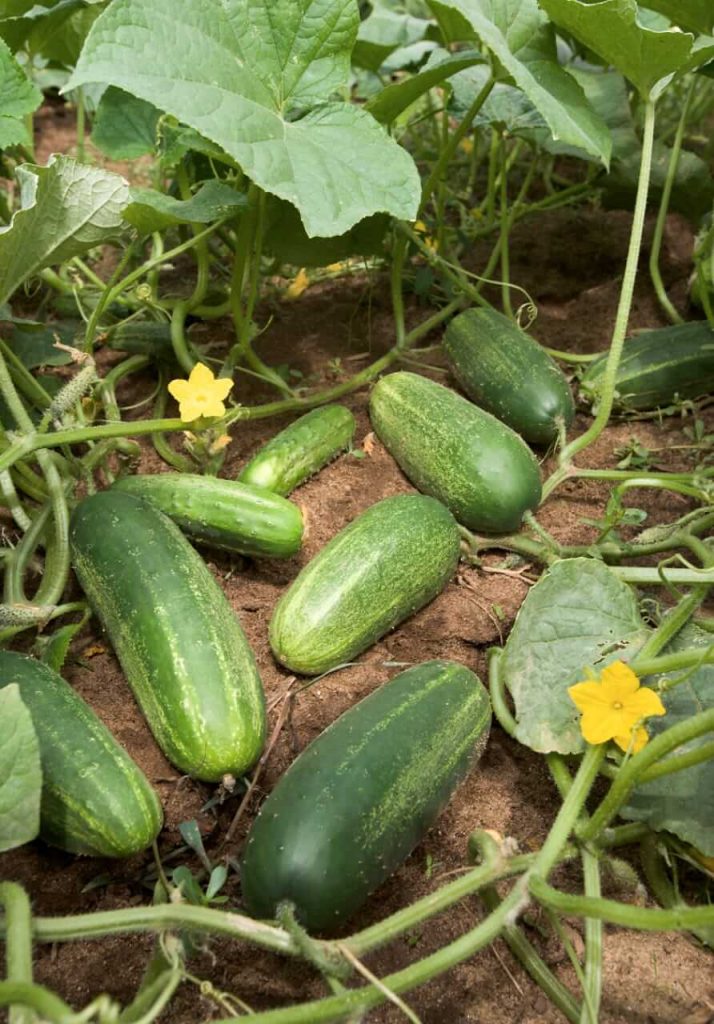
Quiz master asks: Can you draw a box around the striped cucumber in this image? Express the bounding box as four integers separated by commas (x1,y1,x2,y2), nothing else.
241,659,492,931
113,473,303,558
580,320,714,410
0,652,162,857
443,308,575,444
269,494,460,675
239,405,356,496
369,372,542,533
70,490,266,782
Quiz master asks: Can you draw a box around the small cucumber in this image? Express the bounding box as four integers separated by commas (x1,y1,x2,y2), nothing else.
113,474,303,558
443,308,575,444
70,490,266,782
241,659,491,931
239,405,356,496
269,494,460,675
580,321,714,410
104,321,175,361
369,372,542,533
0,652,162,857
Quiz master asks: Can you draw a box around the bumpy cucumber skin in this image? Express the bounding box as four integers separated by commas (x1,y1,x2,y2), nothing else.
241,659,491,931
238,405,356,496
580,321,714,410
70,491,266,782
269,495,461,676
113,474,303,558
443,308,575,445
0,652,162,857
369,372,542,533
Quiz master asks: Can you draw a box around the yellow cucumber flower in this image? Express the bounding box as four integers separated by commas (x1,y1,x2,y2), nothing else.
568,660,665,754
285,267,310,300
168,363,233,423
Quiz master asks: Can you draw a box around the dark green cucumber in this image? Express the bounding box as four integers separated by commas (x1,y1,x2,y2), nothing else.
580,321,714,410
0,652,162,857
369,372,542,533
241,659,491,931
70,490,266,782
113,474,303,558
269,494,460,675
443,308,575,444
104,321,175,361
239,405,356,496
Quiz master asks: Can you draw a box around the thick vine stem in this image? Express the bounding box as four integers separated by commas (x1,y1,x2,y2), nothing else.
529,876,714,931
0,984,70,1022
0,883,34,1024
544,98,657,493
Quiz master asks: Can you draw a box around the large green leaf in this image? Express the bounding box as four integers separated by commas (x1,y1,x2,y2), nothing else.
67,0,420,237
0,36,42,150
502,558,649,754
263,196,388,265
353,6,431,71
639,0,713,36
622,626,714,855
0,154,129,308
0,684,41,853
123,181,247,235
429,0,611,165
539,0,694,99
90,86,160,160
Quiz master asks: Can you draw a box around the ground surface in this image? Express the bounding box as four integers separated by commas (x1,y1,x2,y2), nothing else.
1,111,713,1024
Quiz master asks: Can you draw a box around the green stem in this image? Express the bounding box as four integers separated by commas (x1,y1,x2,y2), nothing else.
499,136,513,318
580,850,602,1024
419,76,495,215
578,707,714,841
0,883,35,1024
636,740,714,783
487,648,518,738
631,647,714,676
530,876,714,931
607,566,714,586
75,87,85,163
546,98,657,490
649,80,694,325
0,985,70,1023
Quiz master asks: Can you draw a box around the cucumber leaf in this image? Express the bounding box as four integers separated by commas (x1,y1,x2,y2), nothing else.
0,37,42,150
367,48,485,123
67,0,421,238
621,626,714,855
0,155,129,309
639,0,713,36
123,181,247,235
91,86,161,160
539,0,693,100
502,558,649,754
429,0,611,166
353,6,431,71
0,684,41,853
264,196,387,265
6,319,76,368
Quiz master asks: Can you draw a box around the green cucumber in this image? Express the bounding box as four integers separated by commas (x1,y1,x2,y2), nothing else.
269,494,460,675
580,321,714,410
113,474,303,558
239,405,356,496
70,490,266,782
369,372,542,533
0,652,162,857
241,659,491,931
104,321,175,361
443,308,575,445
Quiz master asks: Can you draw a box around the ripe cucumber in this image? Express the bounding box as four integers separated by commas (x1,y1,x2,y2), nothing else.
241,659,491,931
369,372,542,533
269,494,460,675
580,321,714,410
443,308,575,445
113,473,303,558
0,652,162,857
70,490,266,782
238,405,356,496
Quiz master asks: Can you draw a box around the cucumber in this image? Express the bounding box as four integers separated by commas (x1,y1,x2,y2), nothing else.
369,372,542,533
113,474,303,558
238,405,356,496
0,652,162,857
241,659,491,931
269,494,460,675
104,321,175,361
70,490,266,782
443,308,575,445
580,321,714,410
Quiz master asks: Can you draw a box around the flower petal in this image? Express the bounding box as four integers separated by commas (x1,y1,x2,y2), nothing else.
210,377,233,401
177,398,204,422
624,686,666,719
168,378,190,401
599,660,640,698
568,680,611,714
199,397,228,419
613,726,649,754
188,362,215,387
580,707,629,745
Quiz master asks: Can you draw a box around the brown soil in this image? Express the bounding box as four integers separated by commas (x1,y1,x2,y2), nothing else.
1,109,713,1023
